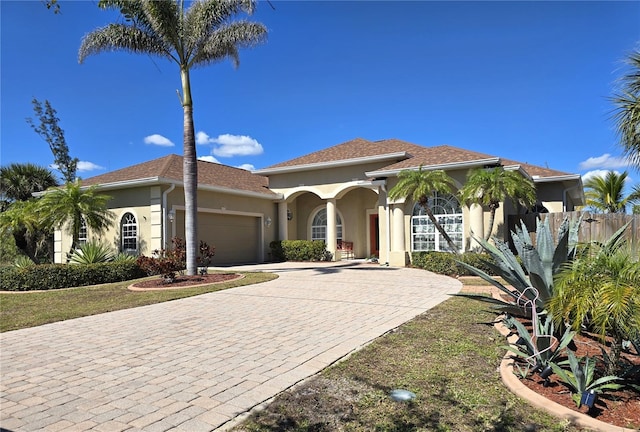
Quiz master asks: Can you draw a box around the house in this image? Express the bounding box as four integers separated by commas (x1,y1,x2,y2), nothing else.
56,138,584,266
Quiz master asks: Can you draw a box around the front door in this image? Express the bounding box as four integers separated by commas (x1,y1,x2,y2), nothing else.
369,214,379,257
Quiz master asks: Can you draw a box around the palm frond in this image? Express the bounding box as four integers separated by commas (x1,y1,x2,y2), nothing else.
79,23,173,63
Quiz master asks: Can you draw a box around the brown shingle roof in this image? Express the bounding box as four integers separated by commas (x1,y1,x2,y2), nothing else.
81,154,277,196
268,138,576,179
265,137,427,168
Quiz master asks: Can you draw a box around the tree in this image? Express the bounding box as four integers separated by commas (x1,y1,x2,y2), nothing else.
26,99,79,183
0,163,59,263
611,49,640,170
43,0,61,14
1,163,58,203
79,0,267,275
584,171,632,213
38,181,115,254
458,166,536,241
388,167,460,253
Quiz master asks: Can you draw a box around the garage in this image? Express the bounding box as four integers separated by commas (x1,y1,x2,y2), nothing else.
197,212,260,265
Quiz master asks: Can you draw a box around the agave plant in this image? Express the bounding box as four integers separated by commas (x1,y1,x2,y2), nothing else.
13,255,36,269
455,216,581,317
503,314,575,376
550,351,622,408
68,241,115,264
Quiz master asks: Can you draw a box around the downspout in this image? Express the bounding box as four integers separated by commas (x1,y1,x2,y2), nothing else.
381,182,390,266
162,183,176,248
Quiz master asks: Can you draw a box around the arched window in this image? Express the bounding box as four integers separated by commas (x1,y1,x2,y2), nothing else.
121,212,137,253
411,193,463,252
78,218,87,245
311,208,342,242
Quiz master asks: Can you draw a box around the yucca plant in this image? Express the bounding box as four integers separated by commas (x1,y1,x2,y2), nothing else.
550,351,622,408
113,252,137,263
13,255,36,269
68,241,115,264
455,216,581,317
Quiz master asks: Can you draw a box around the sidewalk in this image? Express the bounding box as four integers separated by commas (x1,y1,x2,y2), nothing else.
1,261,461,432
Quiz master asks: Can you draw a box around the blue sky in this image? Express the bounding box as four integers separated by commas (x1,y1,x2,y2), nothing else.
1,1,639,187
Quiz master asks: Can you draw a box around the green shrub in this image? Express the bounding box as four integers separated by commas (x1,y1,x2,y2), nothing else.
0,261,145,291
270,240,328,261
411,251,497,276
68,241,115,264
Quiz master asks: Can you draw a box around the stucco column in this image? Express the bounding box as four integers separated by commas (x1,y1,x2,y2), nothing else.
392,204,405,251
278,201,288,241
469,203,484,250
389,203,409,266
326,199,337,260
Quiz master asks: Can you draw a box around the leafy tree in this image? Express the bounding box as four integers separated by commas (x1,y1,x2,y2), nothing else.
611,49,640,170
79,0,267,274
584,171,632,213
458,166,536,241
549,230,640,376
0,163,58,263
388,167,460,253
38,181,115,254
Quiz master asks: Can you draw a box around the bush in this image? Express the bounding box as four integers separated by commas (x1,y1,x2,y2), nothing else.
68,241,115,264
270,240,329,262
0,261,146,291
411,251,497,276
136,237,186,281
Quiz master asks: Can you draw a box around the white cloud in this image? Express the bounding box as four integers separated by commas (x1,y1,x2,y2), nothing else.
198,155,220,164
144,134,175,147
236,163,256,171
77,161,105,172
582,169,613,183
195,131,263,157
579,154,630,170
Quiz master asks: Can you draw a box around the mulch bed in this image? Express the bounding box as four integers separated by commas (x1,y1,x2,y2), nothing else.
511,323,640,429
129,273,242,290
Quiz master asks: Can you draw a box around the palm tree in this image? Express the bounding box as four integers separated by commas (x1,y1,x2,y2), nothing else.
0,163,58,262
38,181,115,254
459,166,536,241
78,0,267,274
549,236,640,376
1,163,58,203
388,167,460,253
611,49,640,170
584,171,631,213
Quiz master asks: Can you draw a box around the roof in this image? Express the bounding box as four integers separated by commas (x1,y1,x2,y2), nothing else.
262,138,577,180
81,154,278,197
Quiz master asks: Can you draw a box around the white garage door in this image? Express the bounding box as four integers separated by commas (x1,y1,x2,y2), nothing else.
198,213,259,265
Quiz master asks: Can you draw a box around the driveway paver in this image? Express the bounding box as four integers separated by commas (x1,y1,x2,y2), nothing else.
1,261,461,431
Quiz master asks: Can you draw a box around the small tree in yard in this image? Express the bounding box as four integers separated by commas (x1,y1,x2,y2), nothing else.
388,166,460,253
459,166,536,241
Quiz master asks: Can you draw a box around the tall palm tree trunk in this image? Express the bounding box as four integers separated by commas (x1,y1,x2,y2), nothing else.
181,67,198,275
423,206,460,254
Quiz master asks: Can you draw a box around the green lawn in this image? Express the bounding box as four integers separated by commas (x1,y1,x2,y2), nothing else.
0,271,278,332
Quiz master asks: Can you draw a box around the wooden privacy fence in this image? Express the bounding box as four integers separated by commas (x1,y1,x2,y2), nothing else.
507,211,640,249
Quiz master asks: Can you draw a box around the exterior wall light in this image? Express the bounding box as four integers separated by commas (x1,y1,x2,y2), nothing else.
168,209,175,223
265,216,272,227
287,209,293,221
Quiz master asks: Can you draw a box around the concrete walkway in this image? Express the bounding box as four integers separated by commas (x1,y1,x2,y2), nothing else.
1,261,461,432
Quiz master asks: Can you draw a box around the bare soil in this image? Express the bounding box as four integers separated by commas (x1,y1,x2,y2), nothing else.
129,273,242,290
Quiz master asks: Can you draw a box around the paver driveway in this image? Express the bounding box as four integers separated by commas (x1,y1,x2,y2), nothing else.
1,261,461,432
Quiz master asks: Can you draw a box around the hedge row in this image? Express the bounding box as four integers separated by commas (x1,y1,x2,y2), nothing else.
0,262,146,291
270,240,330,262
410,251,498,277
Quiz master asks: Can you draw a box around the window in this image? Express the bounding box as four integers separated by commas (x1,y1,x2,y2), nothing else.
311,208,342,243
411,193,463,252
78,218,87,245
121,212,137,253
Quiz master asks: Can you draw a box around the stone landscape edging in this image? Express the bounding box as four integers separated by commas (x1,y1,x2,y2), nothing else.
494,322,639,432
